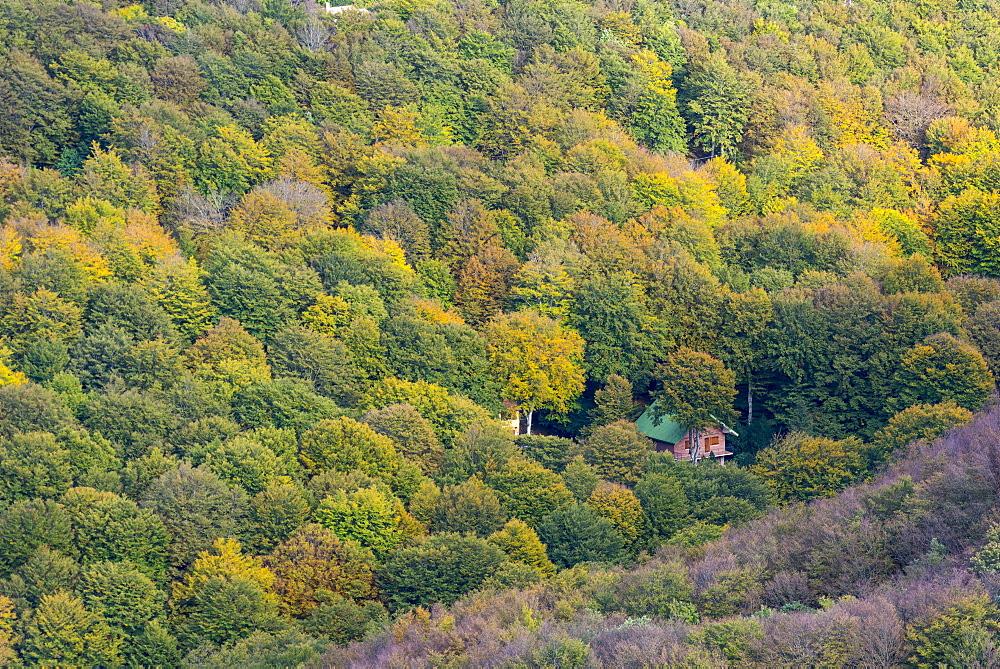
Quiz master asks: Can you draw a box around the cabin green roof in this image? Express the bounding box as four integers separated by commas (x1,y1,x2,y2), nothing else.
635,403,739,444
635,406,688,444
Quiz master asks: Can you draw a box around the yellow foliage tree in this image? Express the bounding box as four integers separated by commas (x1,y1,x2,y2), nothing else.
371,106,425,145
818,83,891,150
228,190,297,248
484,309,586,433
0,227,21,272
300,293,352,336
411,298,466,326
0,346,27,387
30,226,111,280
172,537,275,604
1,288,84,349
586,482,644,546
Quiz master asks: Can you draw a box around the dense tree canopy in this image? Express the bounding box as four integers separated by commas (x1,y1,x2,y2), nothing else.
3,0,1000,662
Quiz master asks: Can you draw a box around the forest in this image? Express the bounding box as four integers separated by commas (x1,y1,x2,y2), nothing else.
2,0,1000,664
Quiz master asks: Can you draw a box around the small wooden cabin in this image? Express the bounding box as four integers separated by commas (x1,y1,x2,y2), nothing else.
634,405,736,463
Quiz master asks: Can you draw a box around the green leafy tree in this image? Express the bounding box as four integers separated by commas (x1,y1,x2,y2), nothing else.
304,595,388,646
682,53,751,158
0,431,73,501
971,524,1000,575
718,288,772,425
934,188,1000,276
56,429,121,490
198,436,291,496
182,629,326,668
79,561,165,635
377,533,506,611
485,459,574,525
750,432,865,503
484,309,586,433
299,417,401,480
570,273,662,384
580,420,651,485
889,333,994,413
868,402,973,469
69,492,170,578
176,576,281,648
515,434,575,472
624,52,687,152
0,51,77,166
265,523,377,618
141,464,247,570
21,591,123,667
1,289,83,358
488,518,556,576
202,242,295,339
585,482,645,548
80,145,159,213
967,299,1000,379
379,311,495,407
144,257,217,341
268,325,363,406
0,499,74,575
84,281,176,342
171,538,278,647
442,420,520,484
78,389,180,460
362,377,490,447
246,483,312,553
185,317,269,387
231,378,344,432
69,323,137,390
196,125,273,195
362,403,445,474
906,597,1000,668
588,374,640,432
652,347,737,463
1,545,80,610
125,620,180,668
536,503,625,568
634,473,690,546
561,456,600,502
19,338,70,384
431,476,508,536
314,486,404,557
0,383,76,440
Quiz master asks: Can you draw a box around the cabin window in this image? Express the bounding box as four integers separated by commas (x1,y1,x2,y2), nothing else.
706,436,720,447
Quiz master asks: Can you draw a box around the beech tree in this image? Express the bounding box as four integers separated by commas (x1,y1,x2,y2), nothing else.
750,432,865,503
377,533,506,611
431,476,508,537
586,482,645,547
889,333,994,413
485,459,574,525
21,591,123,667
581,420,652,485
536,503,626,568
265,523,376,618
298,417,400,480
487,519,556,575
141,464,247,570
652,348,737,463
313,486,406,557
484,309,586,434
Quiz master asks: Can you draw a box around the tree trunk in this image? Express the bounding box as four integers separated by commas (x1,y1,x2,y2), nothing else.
747,382,753,426
691,427,702,464
526,410,533,435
